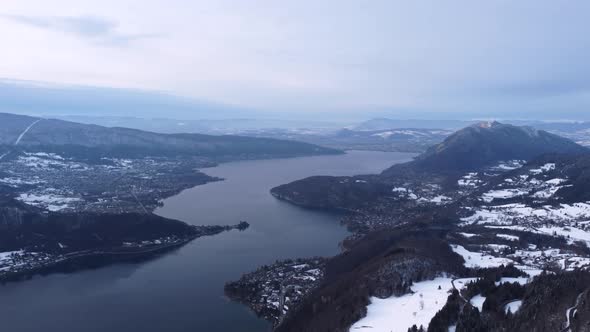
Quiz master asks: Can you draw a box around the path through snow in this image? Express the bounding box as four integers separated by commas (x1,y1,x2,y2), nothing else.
15,119,42,145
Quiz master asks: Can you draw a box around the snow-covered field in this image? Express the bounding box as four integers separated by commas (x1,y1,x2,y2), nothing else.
0,250,24,261
504,300,523,314
13,152,90,171
350,277,453,332
391,185,453,206
537,225,590,245
0,250,42,272
488,160,525,172
451,245,513,268
17,189,81,211
456,160,590,272
453,277,479,290
529,163,555,175
512,249,590,271
461,203,590,226
460,159,590,233
482,189,528,202
470,294,486,311
0,177,44,187
458,172,482,187
451,240,590,273
0,250,63,276
496,234,519,241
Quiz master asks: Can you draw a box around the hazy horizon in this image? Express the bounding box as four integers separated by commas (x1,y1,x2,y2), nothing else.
2,1,590,121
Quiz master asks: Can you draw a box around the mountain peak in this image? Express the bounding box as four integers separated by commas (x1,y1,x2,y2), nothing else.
473,120,498,129
473,121,544,138
383,122,588,174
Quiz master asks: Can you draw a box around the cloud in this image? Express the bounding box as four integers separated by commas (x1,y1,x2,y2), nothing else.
0,14,159,46
484,78,590,99
0,0,589,119
0,78,257,119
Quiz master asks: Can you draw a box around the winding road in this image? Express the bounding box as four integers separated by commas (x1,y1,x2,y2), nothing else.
451,277,475,318
562,290,587,332
452,278,477,305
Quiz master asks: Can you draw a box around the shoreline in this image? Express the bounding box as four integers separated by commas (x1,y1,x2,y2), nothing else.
0,222,249,285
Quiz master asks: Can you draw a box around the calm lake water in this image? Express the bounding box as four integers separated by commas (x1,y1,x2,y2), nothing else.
0,151,414,332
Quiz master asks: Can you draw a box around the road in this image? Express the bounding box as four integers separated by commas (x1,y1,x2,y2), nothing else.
452,278,477,304
563,290,587,332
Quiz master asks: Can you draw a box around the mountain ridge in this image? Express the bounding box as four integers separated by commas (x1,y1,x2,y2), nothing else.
0,112,341,160
384,121,588,175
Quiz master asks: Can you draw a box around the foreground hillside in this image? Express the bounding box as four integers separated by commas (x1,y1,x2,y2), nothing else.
227,122,590,331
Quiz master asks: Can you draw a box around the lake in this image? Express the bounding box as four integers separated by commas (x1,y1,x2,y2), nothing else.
0,151,414,332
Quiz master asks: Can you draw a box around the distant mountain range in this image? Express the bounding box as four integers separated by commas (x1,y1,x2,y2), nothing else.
354,118,473,130
355,118,590,148
239,127,454,153
354,117,590,131
0,112,341,160
18,114,589,154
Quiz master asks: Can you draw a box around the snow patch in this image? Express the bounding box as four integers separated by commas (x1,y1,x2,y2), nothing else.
470,294,486,312
496,234,519,241
495,277,530,286
350,277,453,332
17,191,81,211
504,300,522,314
451,245,513,268
482,189,528,203
529,163,555,175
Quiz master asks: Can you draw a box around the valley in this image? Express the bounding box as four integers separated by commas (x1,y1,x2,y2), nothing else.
4,114,590,331
0,149,411,332
3,3,588,331
0,112,341,283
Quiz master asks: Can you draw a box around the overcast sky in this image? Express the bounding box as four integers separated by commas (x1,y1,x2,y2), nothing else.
1,0,589,120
